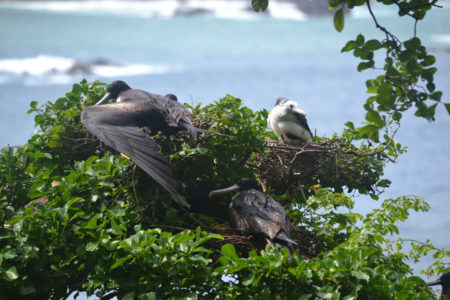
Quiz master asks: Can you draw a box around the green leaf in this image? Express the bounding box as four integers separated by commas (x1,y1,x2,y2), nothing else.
351,270,370,282
86,242,99,252
366,111,384,127
392,111,402,121
29,101,38,111
377,83,395,107
422,55,436,66
357,124,379,139
197,147,208,155
83,214,100,229
365,39,383,50
341,40,358,52
444,103,450,115
377,179,391,188
122,291,135,300
358,61,374,72
252,0,268,12
141,293,156,300
19,284,36,295
110,256,131,270
344,121,355,130
242,272,255,286
406,60,421,76
111,218,123,236
356,34,365,45
5,266,18,281
404,37,421,50
430,91,442,101
334,8,345,32
221,244,238,260
426,82,435,92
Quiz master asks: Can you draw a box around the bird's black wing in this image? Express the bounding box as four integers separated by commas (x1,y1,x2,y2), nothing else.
164,100,199,138
81,105,180,199
257,193,297,246
292,111,313,138
232,192,282,239
232,191,297,246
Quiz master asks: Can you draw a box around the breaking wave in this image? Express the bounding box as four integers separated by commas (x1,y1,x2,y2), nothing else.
431,34,450,44
0,55,173,86
0,0,306,21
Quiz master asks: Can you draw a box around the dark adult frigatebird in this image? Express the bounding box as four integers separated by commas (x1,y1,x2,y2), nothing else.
267,97,313,145
209,177,297,249
428,272,450,299
81,80,214,199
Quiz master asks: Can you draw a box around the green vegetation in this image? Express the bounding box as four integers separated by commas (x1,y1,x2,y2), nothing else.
1,0,449,299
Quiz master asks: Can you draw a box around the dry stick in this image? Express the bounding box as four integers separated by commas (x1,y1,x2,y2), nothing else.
131,165,144,222
61,135,96,142
297,178,308,203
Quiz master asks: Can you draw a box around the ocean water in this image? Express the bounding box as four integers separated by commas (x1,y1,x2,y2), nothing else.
0,0,449,290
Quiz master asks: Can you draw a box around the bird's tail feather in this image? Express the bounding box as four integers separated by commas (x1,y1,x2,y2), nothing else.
276,231,298,248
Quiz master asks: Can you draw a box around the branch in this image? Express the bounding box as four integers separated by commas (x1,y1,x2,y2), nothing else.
366,0,401,45
101,290,120,300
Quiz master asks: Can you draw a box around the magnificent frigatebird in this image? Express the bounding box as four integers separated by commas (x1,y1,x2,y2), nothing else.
267,97,313,145
428,272,450,299
209,177,297,249
81,80,210,199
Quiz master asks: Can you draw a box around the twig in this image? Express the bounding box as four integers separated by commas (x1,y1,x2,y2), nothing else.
297,178,308,202
101,290,120,300
131,165,144,221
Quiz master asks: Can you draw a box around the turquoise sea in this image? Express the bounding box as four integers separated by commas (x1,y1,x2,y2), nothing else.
0,0,449,293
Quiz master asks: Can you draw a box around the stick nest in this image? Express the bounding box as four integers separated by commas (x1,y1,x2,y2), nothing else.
254,139,383,196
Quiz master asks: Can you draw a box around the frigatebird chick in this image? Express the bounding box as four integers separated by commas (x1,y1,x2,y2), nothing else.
428,272,450,299
81,80,207,199
267,97,313,145
209,177,297,249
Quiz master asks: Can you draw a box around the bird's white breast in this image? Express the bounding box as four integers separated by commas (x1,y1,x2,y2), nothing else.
267,105,284,138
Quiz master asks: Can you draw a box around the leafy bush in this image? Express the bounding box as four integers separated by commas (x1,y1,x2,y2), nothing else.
0,79,447,299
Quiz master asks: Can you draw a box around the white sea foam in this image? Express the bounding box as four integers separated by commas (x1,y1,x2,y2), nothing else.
0,55,174,85
268,2,306,21
431,34,450,44
0,0,306,20
0,1,179,18
92,64,170,77
0,55,75,76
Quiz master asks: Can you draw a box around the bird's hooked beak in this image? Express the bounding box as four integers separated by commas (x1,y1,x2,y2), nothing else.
95,92,113,106
208,184,240,198
427,278,442,286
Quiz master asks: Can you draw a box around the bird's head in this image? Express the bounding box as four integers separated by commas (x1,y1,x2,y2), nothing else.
165,94,178,101
278,98,307,116
274,97,289,107
208,177,260,198
236,177,260,191
275,97,304,113
95,80,131,105
283,100,299,112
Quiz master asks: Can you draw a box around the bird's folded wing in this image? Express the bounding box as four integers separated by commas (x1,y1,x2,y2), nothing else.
83,122,180,198
237,193,284,240
293,110,313,137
